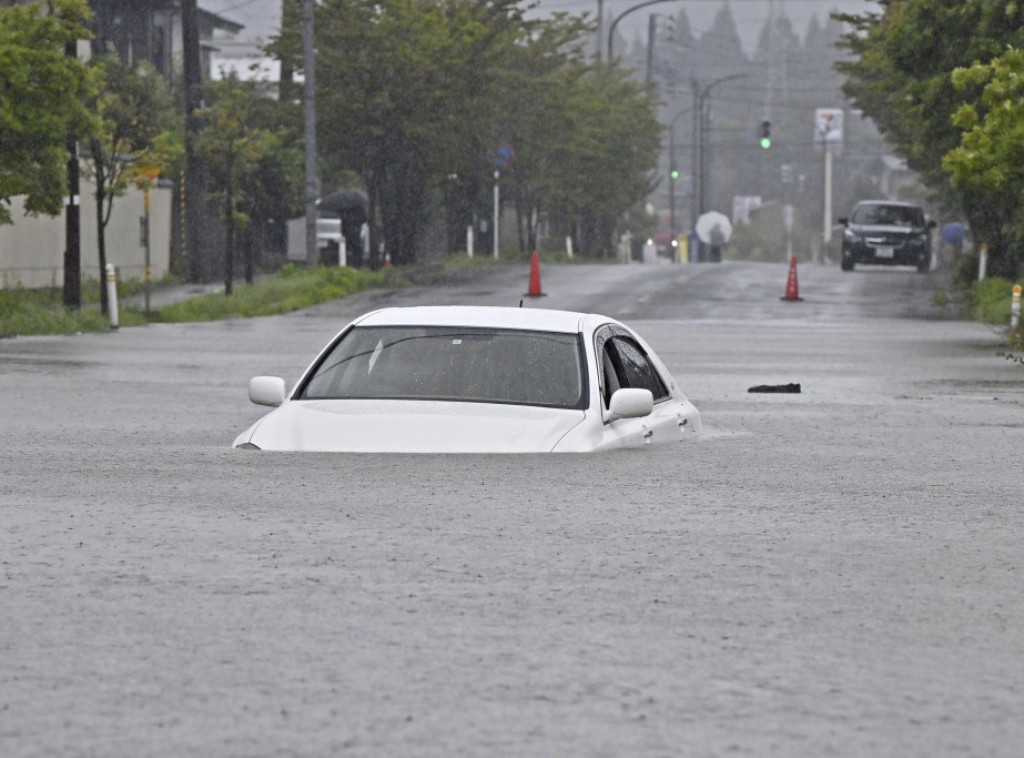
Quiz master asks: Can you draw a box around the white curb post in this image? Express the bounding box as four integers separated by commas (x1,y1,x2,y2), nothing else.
105,264,119,330
493,170,500,260
1012,284,1021,329
978,243,988,281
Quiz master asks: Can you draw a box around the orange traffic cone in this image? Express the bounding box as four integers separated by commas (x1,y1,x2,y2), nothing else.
525,250,545,297
384,253,392,267
781,255,802,301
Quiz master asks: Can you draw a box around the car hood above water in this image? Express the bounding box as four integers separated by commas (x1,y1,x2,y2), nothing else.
234,399,588,453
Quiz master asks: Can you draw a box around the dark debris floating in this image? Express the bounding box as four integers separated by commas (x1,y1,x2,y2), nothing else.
748,383,801,393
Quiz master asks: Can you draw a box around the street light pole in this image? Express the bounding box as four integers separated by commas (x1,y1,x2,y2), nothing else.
607,0,676,60
667,105,690,241
692,73,746,222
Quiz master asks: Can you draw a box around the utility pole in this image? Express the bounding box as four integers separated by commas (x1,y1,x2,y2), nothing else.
63,40,81,310
181,0,206,283
690,78,700,230
303,0,318,264
645,14,657,84
692,74,747,221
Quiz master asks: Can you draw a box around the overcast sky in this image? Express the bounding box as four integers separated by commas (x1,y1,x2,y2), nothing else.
203,0,881,54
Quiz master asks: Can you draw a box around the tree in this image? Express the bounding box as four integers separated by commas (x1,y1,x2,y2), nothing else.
234,89,303,283
943,49,1024,271
494,13,594,253
835,0,1024,276
82,56,175,314
0,0,94,225
299,0,528,266
197,76,278,295
527,64,661,257
268,0,664,264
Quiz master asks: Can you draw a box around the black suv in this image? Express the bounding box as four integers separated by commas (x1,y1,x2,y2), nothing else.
838,201,936,273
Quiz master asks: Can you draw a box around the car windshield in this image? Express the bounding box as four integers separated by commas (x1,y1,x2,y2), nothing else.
298,326,586,409
851,204,925,227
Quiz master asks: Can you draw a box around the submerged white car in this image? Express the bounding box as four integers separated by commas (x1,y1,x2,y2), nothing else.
233,306,701,453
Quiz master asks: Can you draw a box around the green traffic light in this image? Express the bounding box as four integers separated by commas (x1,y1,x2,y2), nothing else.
760,137,771,149
670,169,679,179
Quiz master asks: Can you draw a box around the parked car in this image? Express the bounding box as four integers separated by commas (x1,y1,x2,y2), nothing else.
233,306,702,453
838,201,936,272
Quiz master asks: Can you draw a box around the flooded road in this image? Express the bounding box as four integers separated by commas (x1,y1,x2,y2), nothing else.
2,261,1023,756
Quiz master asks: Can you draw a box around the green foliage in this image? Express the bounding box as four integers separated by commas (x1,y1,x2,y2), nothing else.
532,64,661,257
0,266,393,335
199,76,279,228
0,0,96,225
197,75,287,293
152,265,395,322
271,0,659,265
1006,323,1024,358
491,13,659,257
944,49,1024,265
82,55,177,314
83,56,176,201
0,288,144,338
835,0,1024,277
965,277,1018,324
304,0,517,265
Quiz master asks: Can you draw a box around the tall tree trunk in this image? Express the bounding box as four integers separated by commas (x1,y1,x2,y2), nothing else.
182,0,206,283
63,155,81,308
93,153,109,316
244,225,254,284
224,187,235,296
63,77,81,311
367,177,380,269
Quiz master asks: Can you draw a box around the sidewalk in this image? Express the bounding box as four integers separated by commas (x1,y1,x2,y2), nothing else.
122,281,226,310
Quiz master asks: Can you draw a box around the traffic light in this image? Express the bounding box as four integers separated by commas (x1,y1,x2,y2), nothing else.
670,167,679,180
760,119,771,149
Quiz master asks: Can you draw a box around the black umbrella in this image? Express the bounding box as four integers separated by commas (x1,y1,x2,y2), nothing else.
318,188,368,215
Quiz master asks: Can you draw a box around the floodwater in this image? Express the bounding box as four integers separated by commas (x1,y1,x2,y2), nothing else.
3,261,1023,756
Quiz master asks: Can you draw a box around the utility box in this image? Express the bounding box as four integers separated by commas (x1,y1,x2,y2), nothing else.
287,217,342,263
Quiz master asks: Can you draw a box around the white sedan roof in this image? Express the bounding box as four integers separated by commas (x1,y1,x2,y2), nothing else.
353,306,599,334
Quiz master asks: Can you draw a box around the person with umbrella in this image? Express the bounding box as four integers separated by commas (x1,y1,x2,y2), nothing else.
940,221,970,266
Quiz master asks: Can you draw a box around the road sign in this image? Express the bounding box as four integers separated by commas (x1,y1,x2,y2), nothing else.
814,109,844,143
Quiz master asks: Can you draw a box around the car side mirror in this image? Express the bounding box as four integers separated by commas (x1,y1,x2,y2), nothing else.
837,217,849,226
608,388,654,419
249,376,287,407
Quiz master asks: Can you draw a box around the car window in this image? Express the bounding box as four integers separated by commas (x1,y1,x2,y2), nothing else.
298,326,586,409
851,204,924,227
609,337,670,401
596,327,670,407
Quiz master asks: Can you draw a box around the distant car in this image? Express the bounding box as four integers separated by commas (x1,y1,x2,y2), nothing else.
233,306,702,453
838,201,936,272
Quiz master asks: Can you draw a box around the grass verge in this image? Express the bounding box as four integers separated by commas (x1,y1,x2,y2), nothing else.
0,289,147,338
1,264,402,338
152,265,399,323
966,277,1019,324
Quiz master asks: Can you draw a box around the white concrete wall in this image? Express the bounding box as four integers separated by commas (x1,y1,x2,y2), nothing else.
0,180,173,289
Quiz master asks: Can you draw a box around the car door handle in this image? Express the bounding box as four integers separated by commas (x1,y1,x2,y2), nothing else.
642,428,654,439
